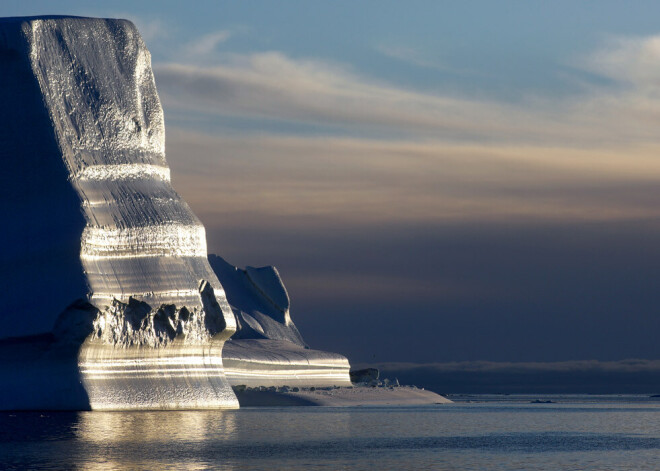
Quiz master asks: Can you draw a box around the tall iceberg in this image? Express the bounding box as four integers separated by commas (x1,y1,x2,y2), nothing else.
0,16,351,410
0,16,237,410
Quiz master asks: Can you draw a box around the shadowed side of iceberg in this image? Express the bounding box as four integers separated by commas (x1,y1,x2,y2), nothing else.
208,254,306,346
0,333,90,410
0,17,89,339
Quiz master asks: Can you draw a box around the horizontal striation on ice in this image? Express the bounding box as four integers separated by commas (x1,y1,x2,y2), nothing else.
81,224,207,259
0,332,239,411
77,281,237,410
46,280,237,410
223,339,352,388
79,344,239,410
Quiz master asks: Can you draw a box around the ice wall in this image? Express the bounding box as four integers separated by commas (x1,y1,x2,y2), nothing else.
223,339,352,388
208,255,352,387
208,256,352,387
0,16,235,329
0,16,237,409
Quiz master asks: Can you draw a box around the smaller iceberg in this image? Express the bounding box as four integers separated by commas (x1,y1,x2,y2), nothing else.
209,255,352,388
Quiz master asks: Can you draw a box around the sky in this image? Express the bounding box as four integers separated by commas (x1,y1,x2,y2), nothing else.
5,1,660,367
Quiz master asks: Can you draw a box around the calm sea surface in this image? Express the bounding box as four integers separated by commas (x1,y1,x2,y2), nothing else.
2,395,660,470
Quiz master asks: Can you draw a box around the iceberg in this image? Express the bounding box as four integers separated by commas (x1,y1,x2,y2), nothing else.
0,16,353,410
0,16,239,410
209,255,351,387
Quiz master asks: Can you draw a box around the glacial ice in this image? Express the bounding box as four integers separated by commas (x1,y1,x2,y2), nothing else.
223,339,352,388
0,16,351,410
209,255,306,346
0,16,237,409
208,255,352,387
1,15,233,328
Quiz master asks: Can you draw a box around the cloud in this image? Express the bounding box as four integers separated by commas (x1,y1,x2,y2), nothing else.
152,35,660,367
165,129,660,232
104,13,170,42
133,18,169,42
277,272,497,303
375,43,486,78
370,359,660,374
584,34,660,88
152,34,660,237
376,44,442,69
155,52,566,143
185,30,232,56
154,38,660,148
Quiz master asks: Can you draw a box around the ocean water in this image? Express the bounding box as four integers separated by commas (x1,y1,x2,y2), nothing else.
1,395,660,470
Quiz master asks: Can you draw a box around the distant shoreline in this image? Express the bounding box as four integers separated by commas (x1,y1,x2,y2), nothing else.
360,359,660,395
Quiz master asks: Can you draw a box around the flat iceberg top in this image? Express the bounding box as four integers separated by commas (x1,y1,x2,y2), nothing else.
0,15,95,22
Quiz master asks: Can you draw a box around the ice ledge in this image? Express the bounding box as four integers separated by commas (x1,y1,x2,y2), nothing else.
223,339,352,388
55,280,230,348
75,164,171,182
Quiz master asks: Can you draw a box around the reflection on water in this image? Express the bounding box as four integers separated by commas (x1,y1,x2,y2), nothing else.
0,411,240,470
74,411,238,470
78,410,237,444
2,400,660,470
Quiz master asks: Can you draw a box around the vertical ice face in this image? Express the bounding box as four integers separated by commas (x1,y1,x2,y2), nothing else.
7,17,234,329
0,16,239,409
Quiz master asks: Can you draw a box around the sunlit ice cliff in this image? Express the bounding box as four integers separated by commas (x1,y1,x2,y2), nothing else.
0,16,350,410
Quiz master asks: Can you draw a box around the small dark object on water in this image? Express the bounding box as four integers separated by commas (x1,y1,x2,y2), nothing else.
530,399,555,404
